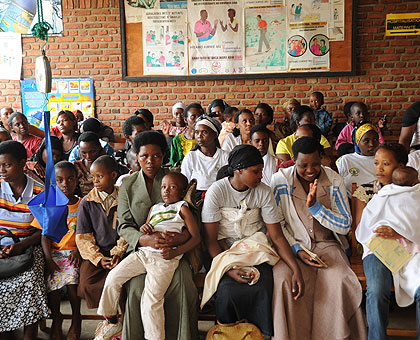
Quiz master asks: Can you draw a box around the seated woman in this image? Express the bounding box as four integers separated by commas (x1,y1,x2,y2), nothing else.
26,136,64,183
270,137,367,340
276,105,332,166
8,112,43,159
202,145,304,338
274,99,299,141
56,110,80,160
352,144,408,340
117,131,199,340
0,141,48,340
181,116,228,202
337,122,379,197
254,103,278,155
208,99,228,123
221,109,255,153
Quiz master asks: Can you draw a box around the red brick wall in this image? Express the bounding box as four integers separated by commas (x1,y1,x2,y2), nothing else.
1,0,419,138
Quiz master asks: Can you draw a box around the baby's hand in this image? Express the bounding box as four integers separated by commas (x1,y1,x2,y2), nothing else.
374,226,402,240
140,223,155,234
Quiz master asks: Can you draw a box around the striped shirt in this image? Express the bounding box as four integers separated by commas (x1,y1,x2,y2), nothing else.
0,176,43,246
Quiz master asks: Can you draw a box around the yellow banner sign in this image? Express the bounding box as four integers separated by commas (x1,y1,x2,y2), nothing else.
386,13,420,36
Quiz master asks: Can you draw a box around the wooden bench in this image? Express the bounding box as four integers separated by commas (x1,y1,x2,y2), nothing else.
55,272,215,323
350,183,417,337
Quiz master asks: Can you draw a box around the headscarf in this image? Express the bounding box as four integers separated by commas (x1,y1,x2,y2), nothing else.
352,122,377,153
195,116,222,135
172,102,185,118
226,145,263,176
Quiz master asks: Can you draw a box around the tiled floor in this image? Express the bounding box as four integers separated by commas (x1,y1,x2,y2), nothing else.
4,299,417,339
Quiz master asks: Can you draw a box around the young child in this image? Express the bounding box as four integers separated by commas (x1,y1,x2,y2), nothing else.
169,102,187,136
76,155,128,311
392,166,420,187
250,125,276,185
218,106,237,146
8,112,43,159
32,161,82,340
95,172,200,340
170,103,203,166
309,91,332,136
335,102,384,150
115,148,140,186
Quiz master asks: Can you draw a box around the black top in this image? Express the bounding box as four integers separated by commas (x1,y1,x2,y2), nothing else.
402,101,420,127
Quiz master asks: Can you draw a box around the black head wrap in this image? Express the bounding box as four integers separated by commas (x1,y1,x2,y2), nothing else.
226,145,263,176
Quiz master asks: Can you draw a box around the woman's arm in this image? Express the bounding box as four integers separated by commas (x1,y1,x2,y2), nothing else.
353,198,366,229
0,230,41,257
204,221,222,258
41,235,60,277
306,178,352,235
266,223,304,300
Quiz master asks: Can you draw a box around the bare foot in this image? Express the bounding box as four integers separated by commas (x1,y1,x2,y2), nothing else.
66,315,81,340
50,314,63,340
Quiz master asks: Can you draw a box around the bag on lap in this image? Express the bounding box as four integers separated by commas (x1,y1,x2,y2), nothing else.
0,228,34,279
206,319,263,340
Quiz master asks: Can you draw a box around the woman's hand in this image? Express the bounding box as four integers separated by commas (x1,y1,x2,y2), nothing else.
1,242,25,257
297,250,326,268
155,230,190,248
161,120,171,137
291,270,304,300
374,226,402,240
306,179,318,208
226,268,255,284
69,249,82,268
34,163,46,179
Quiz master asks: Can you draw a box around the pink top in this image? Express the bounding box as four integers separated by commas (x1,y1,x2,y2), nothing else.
194,20,212,39
13,134,43,159
335,122,384,150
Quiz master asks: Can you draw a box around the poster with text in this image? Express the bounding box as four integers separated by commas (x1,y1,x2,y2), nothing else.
0,0,63,34
329,0,344,41
124,0,160,23
287,22,329,71
20,78,95,129
188,0,245,75
0,32,22,80
286,0,330,24
245,7,287,73
160,0,186,9
143,9,187,75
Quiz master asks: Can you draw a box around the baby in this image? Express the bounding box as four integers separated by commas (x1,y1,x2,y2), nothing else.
96,172,200,340
392,166,420,187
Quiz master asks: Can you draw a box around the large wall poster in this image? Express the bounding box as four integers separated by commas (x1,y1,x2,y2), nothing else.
21,78,95,129
245,6,287,73
188,0,245,75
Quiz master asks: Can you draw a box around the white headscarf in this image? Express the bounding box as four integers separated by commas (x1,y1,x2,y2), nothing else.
172,102,185,118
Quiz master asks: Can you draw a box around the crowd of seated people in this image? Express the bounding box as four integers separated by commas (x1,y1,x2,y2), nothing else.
1,97,420,340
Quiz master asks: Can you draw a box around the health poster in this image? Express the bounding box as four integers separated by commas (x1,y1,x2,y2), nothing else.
143,9,188,75
124,0,160,23
188,0,245,75
245,6,287,73
0,32,22,80
286,0,330,25
0,0,63,34
287,22,329,71
329,0,344,41
20,78,95,129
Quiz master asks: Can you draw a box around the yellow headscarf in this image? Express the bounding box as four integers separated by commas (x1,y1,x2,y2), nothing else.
354,123,377,146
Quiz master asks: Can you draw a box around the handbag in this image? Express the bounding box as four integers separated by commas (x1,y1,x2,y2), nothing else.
28,111,69,243
0,228,34,279
205,319,264,340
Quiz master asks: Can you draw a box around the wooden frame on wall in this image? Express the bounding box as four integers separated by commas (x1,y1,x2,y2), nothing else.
120,0,356,81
